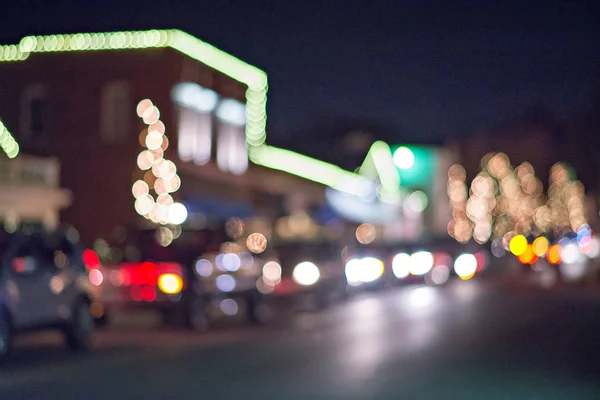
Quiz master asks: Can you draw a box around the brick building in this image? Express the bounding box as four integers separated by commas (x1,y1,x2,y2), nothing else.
0,30,328,245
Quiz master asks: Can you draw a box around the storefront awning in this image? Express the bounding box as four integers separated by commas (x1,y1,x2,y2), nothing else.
183,197,255,220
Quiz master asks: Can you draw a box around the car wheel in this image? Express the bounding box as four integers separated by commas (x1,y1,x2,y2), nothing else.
64,301,93,352
0,312,11,361
186,299,210,333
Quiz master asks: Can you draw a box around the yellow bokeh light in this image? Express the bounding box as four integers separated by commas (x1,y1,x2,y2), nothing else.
509,234,528,256
547,244,562,265
458,271,476,281
532,236,549,257
157,273,183,294
517,244,538,265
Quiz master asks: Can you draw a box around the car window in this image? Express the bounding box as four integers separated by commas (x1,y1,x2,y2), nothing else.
29,235,56,271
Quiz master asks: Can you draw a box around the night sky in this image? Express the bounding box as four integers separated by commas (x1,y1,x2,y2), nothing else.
1,0,599,146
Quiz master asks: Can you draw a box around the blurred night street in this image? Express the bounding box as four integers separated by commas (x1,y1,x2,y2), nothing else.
0,3,599,399
3,277,600,399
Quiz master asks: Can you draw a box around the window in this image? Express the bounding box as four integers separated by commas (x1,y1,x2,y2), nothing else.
216,99,248,175
21,84,49,140
171,83,218,165
100,81,132,144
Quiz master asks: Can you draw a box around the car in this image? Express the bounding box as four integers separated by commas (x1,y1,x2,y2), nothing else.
97,227,269,332
263,241,348,312
385,239,487,285
343,245,390,293
0,229,102,360
191,250,270,328
343,237,486,290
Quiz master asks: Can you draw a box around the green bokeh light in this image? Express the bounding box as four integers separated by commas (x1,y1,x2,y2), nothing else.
390,145,437,188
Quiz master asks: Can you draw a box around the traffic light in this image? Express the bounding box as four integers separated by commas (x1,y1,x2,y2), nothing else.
390,145,437,188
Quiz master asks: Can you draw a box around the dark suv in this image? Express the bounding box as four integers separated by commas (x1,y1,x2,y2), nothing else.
0,230,101,360
97,227,268,332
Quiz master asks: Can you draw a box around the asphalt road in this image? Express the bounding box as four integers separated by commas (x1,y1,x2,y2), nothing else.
2,278,600,399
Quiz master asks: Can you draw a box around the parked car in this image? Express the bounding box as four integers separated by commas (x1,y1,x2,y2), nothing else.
97,227,268,332
0,229,102,360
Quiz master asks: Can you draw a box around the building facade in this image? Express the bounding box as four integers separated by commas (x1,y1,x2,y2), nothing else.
0,154,72,231
0,30,327,245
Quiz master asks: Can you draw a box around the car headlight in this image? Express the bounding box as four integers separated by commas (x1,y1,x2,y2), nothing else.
345,258,363,286
360,257,385,283
392,253,411,279
292,261,320,286
454,253,477,280
157,273,183,294
345,257,384,286
409,251,434,276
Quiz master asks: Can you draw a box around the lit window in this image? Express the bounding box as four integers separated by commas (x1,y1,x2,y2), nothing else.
216,99,247,175
20,84,48,140
171,83,218,165
100,81,132,143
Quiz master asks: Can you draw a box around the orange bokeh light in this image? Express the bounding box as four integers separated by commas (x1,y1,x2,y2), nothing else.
547,244,562,265
517,244,538,265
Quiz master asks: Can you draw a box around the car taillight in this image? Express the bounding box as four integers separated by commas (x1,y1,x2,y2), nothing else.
157,273,183,294
83,249,100,269
119,262,184,300
141,262,159,286
141,286,157,302
120,268,131,285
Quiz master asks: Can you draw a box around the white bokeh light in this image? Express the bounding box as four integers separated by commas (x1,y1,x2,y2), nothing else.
195,259,213,277
168,203,188,225
292,261,320,286
216,274,236,292
393,147,415,169
392,253,411,279
454,253,477,279
410,251,434,276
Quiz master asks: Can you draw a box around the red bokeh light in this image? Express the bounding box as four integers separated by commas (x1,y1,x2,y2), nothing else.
141,262,159,286
475,252,487,271
130,286,142,302
83,249,100,269
141,286,157,302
